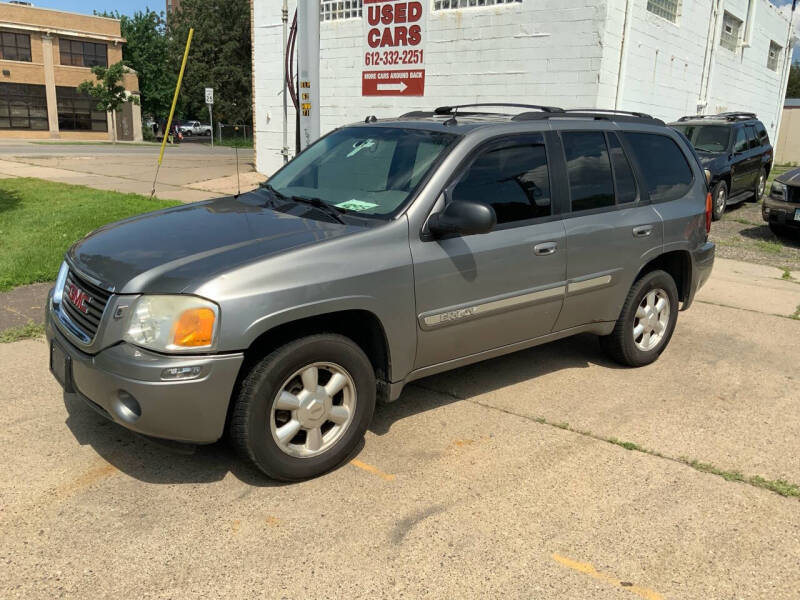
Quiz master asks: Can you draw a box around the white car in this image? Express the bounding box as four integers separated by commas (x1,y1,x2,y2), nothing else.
179,121,212,136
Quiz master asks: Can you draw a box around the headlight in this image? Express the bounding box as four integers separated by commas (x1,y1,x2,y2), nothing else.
52,261,69,305
770,181,786,200
124,295,219,353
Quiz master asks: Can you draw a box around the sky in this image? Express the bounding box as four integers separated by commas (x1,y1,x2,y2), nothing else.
16,0,162,17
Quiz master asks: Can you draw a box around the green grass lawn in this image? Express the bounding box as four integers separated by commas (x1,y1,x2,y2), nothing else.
0,178,179,292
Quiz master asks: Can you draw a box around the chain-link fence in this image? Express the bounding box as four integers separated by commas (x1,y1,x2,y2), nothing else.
217,123,252,147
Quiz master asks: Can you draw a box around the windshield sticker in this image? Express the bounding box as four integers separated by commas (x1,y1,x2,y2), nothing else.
347,139,376,157
335,199,379,212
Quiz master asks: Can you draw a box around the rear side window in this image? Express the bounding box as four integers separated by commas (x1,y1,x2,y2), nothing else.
452,135,551,224
562,132,615,212
733,127,748,153
746,125,758,149
756,123,769,145
622,133,694,203
608,133,637,204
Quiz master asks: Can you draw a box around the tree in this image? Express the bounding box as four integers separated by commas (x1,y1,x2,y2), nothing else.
787,63,800,99
79,62,140,143
96,9,174,119
167,0,252,125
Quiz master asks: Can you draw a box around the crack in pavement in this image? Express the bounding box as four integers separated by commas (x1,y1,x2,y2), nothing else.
408,383,800,500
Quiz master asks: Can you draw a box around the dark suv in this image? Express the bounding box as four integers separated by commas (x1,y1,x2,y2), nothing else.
47,104,715,480
669,113,773,220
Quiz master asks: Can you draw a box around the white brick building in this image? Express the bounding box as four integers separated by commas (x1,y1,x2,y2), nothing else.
252,0,794,175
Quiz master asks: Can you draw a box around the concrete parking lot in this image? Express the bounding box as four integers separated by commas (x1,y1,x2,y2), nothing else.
0,141,264,203
1,259,799,599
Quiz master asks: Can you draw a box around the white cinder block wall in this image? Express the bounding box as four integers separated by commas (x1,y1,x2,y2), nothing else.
253,0,793,176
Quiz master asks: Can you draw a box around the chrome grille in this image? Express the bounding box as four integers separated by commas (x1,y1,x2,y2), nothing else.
61,270,111,341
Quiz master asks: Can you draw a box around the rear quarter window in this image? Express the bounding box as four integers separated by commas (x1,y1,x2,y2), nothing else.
622,133,694,203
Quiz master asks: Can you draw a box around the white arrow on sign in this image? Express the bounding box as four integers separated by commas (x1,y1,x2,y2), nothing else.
376,81,407,92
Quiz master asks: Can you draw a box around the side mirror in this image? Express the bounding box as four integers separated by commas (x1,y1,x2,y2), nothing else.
428,200,497,237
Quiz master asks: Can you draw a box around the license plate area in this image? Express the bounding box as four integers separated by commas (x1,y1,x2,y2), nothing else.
50,341,74,393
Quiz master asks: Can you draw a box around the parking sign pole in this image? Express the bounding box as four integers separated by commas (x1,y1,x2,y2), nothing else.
205,87,214,149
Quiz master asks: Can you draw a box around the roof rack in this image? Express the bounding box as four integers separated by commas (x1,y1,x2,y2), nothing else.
563,108,654,119
512,110,665,125
677,112,758,122
433,103,565,115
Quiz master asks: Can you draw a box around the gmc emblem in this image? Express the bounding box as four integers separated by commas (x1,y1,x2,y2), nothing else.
65,281,91,315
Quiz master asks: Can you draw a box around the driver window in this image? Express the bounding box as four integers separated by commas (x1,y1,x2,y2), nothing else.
733,128,748,153
451,136,551,225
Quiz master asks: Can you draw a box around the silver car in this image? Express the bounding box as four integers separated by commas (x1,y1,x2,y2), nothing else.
47,104,715,480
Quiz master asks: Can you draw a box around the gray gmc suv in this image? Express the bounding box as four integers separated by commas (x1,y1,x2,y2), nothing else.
46,104,715,480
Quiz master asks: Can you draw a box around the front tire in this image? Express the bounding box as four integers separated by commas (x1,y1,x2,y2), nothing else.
229,334,376,481
711,181,727,221
600,270,679,367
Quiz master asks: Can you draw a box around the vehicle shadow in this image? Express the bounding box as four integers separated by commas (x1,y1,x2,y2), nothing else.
371,333,620,436
739,224,800,248
0,186,21,215
62,333,613,484
62,392,279,487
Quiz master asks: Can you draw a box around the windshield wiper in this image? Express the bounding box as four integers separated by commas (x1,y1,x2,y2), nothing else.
262,183,288,204
287,195,347,224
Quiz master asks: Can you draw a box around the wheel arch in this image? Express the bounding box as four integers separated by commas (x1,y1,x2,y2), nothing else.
237,308,392,398
634,250,692,306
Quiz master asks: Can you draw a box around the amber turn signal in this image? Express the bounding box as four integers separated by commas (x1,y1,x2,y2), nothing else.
172,307,216,347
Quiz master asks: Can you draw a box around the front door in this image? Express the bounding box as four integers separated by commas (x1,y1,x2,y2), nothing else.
730,126,751,195
410,134,567,369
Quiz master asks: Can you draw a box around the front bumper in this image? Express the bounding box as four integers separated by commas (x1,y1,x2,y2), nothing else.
684,241,715,310
762,196,800,229
46,302,244,444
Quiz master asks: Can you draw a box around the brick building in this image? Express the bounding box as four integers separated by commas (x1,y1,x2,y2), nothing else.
0,2,142,141
252,0,795,175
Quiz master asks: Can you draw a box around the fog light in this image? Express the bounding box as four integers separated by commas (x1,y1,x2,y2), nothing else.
161,366,203,380
116,391,141,422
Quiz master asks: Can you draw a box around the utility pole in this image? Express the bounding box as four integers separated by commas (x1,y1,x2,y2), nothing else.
297,0,320,151
281,0,289,163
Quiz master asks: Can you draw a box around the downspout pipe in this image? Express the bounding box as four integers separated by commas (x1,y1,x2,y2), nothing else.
281,0,289,163
614,0,634,110
772,1,796,154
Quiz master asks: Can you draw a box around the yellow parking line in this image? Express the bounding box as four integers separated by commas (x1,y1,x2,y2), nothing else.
552,553,663,600
350,459,395,481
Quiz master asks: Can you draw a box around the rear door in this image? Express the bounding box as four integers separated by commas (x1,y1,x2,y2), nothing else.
409,133,567,369
553,129,665,331
730,126,751,194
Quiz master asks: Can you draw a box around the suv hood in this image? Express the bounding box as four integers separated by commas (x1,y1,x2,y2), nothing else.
67,190,364,294
775,166,800,187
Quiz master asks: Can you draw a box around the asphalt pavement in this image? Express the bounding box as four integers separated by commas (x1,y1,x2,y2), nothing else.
1,259,799,598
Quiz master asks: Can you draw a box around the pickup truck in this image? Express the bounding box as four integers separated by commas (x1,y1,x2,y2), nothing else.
179,121,212,136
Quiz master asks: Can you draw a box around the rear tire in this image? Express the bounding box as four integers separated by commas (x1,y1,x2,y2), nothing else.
229,334,376,481
711,181,727,221
600,270,679,367
750,168,766,202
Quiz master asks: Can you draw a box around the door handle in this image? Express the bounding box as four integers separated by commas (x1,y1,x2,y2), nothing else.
632,225,653,238
534,241,558,256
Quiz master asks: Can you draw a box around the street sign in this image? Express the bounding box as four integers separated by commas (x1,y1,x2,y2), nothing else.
362,69,425,96
362,0,427,97
205,87,214,105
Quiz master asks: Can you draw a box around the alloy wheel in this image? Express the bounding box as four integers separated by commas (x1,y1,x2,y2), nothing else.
269,362,357,458
633,289,670,352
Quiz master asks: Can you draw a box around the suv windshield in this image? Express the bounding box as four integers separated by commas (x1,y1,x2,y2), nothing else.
265,126,459,218
671,124,731,153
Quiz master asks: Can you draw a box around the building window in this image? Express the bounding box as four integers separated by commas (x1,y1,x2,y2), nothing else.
646,0,680,23
768,41,781,71
59,38,107,68
720,12,742,52
320,1,362,21
434,0,521,9
0,83,48,130
0,31,32,62
56,87,108,132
